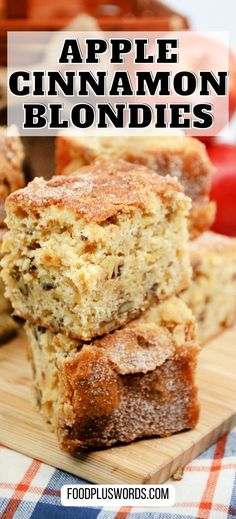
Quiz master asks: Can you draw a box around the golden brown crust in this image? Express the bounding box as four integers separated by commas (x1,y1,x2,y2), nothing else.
56,135,215,201
94,324,175,375
55,135,215,238
57,339,199,450
55,315,199,451
58,346,120,429
188,201,216,240
0,126,25,227
25,297,199,450
6,160,183,223
0,127,25,195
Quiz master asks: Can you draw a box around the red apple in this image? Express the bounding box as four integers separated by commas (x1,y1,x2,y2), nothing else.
175,34,236,142
208,144,236,236
198,50,236,143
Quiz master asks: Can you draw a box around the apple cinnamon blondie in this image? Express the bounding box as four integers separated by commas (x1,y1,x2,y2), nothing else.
0,126,25,227
181,232,236,343
1,160,191,341
0,229,18,343
26,297,199,451
56,135,216,239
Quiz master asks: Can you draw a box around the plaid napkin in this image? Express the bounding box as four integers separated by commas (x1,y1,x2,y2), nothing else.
0,428,235,519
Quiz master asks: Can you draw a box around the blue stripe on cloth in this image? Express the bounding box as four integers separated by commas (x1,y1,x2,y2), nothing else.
0,498,9,515
37,467,89,506
30,502,102,519
121,514,197,519
228,471,236,519
197,432,236,460
222,432,236,458
46,467,88,488
0,500,38,519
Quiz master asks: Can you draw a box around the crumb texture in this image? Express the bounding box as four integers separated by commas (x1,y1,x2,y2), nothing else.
0,126,25,226
26,297,199,451
182,232,236,343
2,163,191,340
0,228,18,341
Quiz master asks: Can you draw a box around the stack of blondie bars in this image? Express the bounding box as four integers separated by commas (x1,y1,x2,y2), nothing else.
1,157,200,450
1,134,235,451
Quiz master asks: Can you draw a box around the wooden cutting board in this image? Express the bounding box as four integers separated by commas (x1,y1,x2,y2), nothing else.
0,328,236,484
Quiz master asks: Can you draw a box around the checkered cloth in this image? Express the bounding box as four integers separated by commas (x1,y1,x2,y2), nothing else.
0,428,236,519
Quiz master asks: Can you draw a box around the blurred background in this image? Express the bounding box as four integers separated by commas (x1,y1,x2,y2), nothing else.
166,0,236,51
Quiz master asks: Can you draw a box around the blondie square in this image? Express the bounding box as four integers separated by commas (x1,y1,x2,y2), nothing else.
56,135,216,239
26,297,199,451
181,232,236,343
1,160,191,340
0,126,25,226
0,229,18,343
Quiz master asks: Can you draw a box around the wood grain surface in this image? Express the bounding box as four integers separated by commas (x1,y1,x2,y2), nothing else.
0,328,235,484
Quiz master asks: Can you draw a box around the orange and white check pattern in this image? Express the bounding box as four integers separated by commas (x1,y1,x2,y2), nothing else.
0,429,236,519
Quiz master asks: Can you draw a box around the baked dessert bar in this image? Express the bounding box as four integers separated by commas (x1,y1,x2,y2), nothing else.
0,230,11,315
56,135,216,239
0,126,25,227
1,160,191,341
181,232,236,344
0,229,18,343
26,297,199,451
